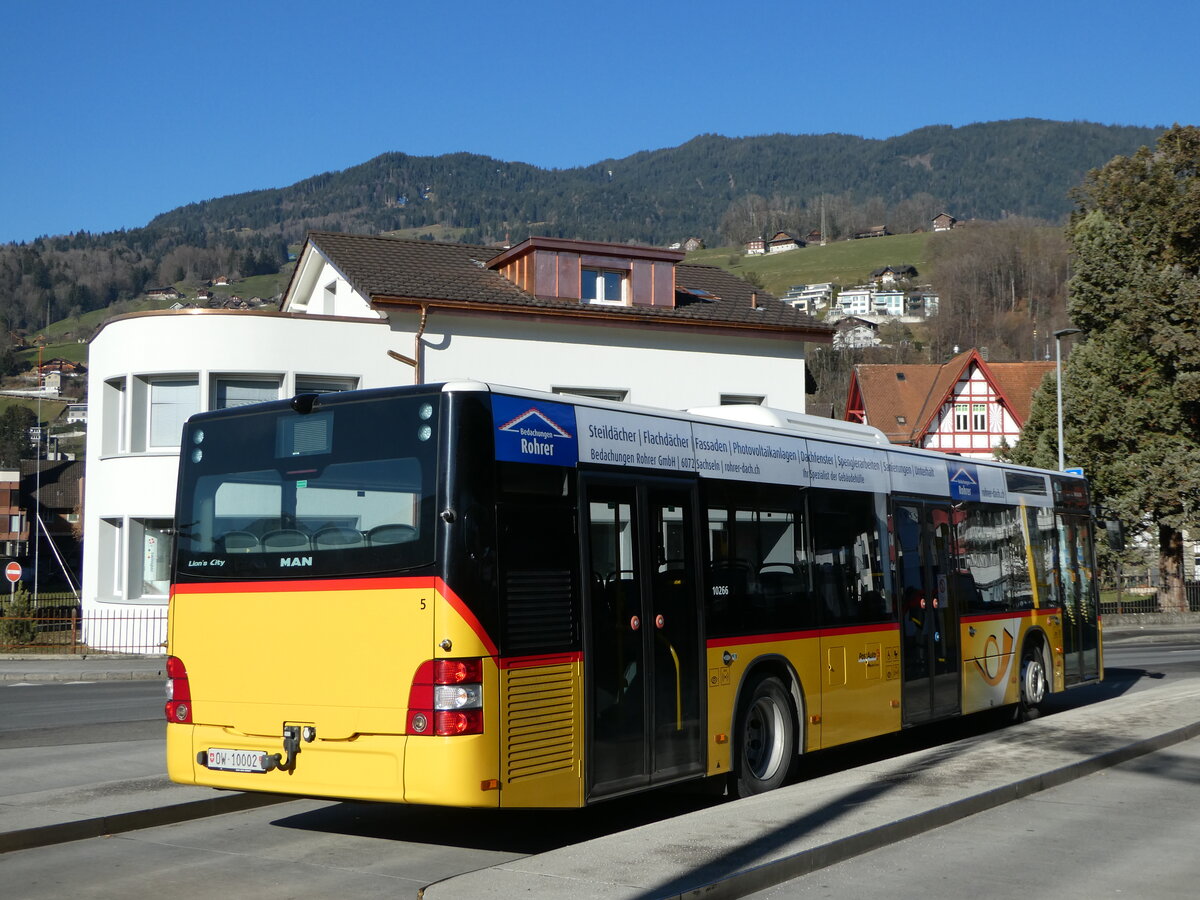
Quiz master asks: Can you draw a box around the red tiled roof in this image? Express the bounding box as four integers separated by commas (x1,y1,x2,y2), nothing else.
849,350,1054,444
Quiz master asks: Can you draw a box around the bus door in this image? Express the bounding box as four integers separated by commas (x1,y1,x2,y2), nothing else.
581,475,705,798
1056,513,1101,684
893,500,961,724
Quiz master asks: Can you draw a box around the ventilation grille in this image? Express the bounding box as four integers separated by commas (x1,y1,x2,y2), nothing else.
503,663,577,782
502,570,575,655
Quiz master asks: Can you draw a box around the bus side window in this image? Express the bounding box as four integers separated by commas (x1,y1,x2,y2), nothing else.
704,489,816,634
809,489,888,626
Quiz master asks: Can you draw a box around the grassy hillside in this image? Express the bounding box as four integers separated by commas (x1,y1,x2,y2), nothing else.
687,232,933,298
0,396,68,426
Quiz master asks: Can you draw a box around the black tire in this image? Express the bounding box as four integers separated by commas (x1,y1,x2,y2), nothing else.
1015,646,1048,722
733,674,795,797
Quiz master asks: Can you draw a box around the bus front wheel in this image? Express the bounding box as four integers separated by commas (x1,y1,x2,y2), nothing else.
733,674,795,797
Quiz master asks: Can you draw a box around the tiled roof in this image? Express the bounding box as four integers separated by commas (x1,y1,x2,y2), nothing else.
304,232,833,336
851,350,1054,444
21,460,84,511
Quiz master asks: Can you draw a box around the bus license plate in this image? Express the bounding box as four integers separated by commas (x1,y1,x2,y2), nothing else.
205,748,270,773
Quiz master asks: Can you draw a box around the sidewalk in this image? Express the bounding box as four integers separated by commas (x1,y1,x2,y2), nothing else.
0,654,166,683
421,674,1200,899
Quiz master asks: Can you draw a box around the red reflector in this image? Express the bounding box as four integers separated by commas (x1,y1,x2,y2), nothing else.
166,656,188,679
434,658,482,684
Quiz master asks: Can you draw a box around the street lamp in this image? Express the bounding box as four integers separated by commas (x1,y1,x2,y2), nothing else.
1055,327,1082,471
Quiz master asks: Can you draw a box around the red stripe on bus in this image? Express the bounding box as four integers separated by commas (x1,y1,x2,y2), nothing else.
171,576,435,594
960,608,1062,624
436,578,499,657
707,622,897,649
499,652,583,670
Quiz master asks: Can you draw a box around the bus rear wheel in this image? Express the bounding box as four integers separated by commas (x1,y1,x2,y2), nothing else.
733,675,795,797
1016,647,1048,721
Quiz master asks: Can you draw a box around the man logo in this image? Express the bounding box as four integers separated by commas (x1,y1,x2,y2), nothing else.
280,556,313,567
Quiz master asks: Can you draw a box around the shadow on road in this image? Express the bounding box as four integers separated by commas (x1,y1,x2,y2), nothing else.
269,666,1180,860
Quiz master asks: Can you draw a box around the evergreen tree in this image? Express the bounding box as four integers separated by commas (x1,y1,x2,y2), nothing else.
0,406,36,466
1010,126,1200,610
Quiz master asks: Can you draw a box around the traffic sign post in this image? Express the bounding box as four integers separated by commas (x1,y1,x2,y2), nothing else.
5,561,21,602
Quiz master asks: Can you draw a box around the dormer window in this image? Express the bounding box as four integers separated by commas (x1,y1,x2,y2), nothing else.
581,267,626,305
488,237,683,309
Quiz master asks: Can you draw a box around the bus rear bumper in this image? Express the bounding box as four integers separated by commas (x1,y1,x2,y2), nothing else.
166,723,500,807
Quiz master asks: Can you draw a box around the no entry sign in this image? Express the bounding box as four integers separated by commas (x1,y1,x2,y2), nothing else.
5,561,21,583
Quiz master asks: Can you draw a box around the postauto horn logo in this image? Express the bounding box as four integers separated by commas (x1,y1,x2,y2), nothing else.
493,395,578,466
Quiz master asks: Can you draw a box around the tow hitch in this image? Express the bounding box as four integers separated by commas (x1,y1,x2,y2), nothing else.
263,725,302,772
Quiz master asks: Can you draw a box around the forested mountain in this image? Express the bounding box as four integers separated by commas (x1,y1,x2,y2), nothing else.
0,119,1165,363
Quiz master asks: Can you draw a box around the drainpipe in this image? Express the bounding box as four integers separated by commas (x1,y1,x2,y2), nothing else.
386,304,430,385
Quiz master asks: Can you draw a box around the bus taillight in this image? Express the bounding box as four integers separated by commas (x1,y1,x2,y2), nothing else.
407,658,484,736
165,656,193,724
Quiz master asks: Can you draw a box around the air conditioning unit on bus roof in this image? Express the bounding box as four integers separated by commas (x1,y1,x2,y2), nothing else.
687,405,891,447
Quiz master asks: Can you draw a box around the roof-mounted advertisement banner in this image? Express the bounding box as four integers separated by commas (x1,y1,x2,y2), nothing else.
491,394,1054,504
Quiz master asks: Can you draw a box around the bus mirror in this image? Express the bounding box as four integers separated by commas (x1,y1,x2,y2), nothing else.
1104,519,1125,551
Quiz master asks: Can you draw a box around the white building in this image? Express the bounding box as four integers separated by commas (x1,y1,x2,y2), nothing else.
835,287,875,317
82,234,832,649
871,290,906,317
781,283,836,314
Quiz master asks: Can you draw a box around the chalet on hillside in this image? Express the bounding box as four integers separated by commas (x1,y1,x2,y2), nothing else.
147,287,181,300
870,265,918,284
844,349,1054,459
767,232,805,254
854,225,891,240
933,213,957,231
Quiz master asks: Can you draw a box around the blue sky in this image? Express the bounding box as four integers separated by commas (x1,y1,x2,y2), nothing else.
2,0,1196,244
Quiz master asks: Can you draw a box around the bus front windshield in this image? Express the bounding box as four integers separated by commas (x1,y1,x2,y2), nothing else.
174,393,439,581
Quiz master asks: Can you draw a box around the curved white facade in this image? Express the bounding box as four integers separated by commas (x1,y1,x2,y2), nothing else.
83,305,812,651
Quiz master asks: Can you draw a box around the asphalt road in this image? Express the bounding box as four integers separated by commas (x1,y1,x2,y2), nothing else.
0,680,163,748
1,631,1197,899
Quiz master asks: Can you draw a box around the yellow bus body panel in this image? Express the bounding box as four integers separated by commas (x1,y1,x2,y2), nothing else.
817,628,902,747
959,610,1067,713
497,659,585,808
704,626,902,776
168,579,588,807
168,579,500,806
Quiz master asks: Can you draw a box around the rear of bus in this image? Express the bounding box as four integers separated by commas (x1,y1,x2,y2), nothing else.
165,386,505,806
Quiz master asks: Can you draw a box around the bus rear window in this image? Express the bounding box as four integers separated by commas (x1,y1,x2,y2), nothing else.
175,394,438,579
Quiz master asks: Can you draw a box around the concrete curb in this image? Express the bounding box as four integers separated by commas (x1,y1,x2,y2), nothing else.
0,789,292,855
0,670,164,683
666,718,1200,900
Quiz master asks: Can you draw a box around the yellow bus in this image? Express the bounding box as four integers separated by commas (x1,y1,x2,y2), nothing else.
166,382,1102,806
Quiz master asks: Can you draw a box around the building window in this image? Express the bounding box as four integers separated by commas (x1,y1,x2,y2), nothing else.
99,517,124,600
296,375,359,395
581,268,626,305
130,518,173,600
972,403,987,432
553,386,628,402
954,403,969,432
103,377,127,455
148,378,199,448
212,376,281,410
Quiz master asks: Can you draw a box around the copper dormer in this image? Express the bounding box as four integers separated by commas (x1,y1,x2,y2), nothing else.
489,237,684,308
